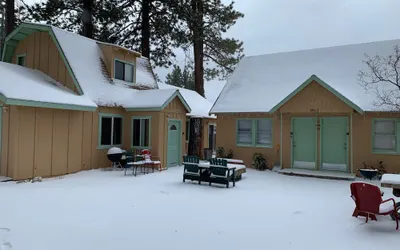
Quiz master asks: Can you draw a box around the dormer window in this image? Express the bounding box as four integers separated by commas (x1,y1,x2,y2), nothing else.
114,59,134,83
17,54,26,66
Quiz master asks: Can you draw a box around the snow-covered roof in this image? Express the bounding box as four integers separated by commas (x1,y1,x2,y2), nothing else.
50,25,164,108
0,62,97,110
136,57,158,89
158,83,216,118
210,39,400,113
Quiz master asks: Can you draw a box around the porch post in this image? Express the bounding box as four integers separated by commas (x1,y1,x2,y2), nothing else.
350,113,353,174
280,112,283,168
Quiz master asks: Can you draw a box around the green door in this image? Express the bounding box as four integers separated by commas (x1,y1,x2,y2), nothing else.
292,117,317,169
320,117,348,171
167,120,181,167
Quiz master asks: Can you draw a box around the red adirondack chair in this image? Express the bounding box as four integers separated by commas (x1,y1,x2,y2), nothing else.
350,182,399,230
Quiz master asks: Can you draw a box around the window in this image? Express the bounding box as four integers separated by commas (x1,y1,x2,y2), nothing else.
186,120,190,141
237,119,273,147
99,114,123,147
132,117,151,147
114,60,134,82
373,120,397,152
17,54,26,66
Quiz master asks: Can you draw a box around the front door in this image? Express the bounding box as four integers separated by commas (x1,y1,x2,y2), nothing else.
292,117,317,169
320,117,348,171
167,120,181,167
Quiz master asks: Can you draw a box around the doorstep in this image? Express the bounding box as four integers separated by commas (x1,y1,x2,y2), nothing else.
0,176,12,182
278,168,356,181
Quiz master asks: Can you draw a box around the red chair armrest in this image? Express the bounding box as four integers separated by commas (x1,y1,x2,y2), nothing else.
381,198,396,207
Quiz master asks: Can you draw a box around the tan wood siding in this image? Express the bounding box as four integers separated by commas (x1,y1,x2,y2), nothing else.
12,31,77,93
98,44,138,81
1,106,10,177
279,81,353,113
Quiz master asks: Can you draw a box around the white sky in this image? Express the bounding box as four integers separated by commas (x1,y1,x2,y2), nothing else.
22,0,400,100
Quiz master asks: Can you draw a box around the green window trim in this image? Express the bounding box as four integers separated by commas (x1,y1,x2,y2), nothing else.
236,118,273,148
371,118,400,155
98,113,124,149
114,58,135,83
16,53,26,66
131,116,152,148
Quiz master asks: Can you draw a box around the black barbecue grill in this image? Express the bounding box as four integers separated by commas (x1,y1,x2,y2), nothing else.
107,147,123,169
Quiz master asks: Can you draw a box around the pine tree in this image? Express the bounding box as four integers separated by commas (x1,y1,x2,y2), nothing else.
165,64,195,90
19,0,179,68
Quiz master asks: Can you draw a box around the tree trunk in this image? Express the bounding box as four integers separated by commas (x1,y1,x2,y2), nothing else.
82,0,93,38
192,0,204,97
188,118,202,157
5,0,14,36
188,0,204,157
141,0,150,59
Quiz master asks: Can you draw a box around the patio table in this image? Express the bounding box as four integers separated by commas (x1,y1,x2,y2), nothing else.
381,174,400,219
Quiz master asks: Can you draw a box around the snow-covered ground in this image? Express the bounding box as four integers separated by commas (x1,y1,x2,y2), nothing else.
0,167,399,250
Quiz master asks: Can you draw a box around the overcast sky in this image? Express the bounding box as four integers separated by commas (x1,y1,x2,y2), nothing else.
23,0,400,100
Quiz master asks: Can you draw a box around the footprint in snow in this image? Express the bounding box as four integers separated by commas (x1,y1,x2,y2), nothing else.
160,190,169,195
293,211,303,215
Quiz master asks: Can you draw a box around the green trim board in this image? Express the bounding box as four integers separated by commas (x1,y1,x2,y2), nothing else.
290,117,317,169
113,58,135,83
319,117,349,172
371,118,400,155
125,90,192,113
236,118,273,148
269,75,364,114
350,113,354,174
0,93,96,111
97,113,124,149
167,119,182,167
2,22,84,95
185,119,190,142
131,116,152,148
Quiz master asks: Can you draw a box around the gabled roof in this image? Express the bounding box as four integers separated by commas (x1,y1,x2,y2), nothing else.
2,22,177,111
125,89,191,112
210,39,400,114
0,62,97,111
269,75,364,114
158,83,216,118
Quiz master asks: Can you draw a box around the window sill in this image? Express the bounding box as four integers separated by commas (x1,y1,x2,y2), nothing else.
236,143,273,148
132,146,152,150
113,78,135,85
372,150,399,155
97,144,123,150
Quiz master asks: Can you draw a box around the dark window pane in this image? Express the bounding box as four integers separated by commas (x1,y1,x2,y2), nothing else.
17,56,25,66
101,117,112,145
170,125,177,130
132,119,141,146
113,117,122,145
143,119,150,146
115,60,124,80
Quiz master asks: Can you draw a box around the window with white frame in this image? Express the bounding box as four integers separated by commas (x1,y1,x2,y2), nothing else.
373,120,396,151
237,119,273,147
100,115,123,146
114,60,134,82
132,117,151,147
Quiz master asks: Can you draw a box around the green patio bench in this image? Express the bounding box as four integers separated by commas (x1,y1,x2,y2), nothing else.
183,156,201,184
208,158,236,188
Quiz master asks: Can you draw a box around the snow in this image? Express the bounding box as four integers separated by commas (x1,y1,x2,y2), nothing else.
107,147,122,155
0,62,97,108
211,39,400,113
158,83,216,118
46,23,166,109
381,173,400,185
136,57,158,89
1,168,399,250
127,89,183,109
